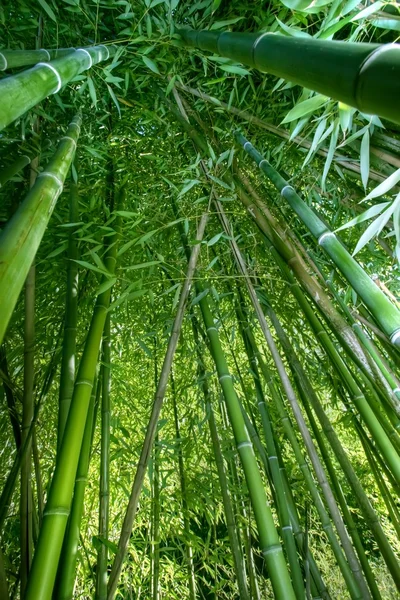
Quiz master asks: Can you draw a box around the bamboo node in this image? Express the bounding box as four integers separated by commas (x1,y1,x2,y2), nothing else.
76,48,93,69
75,379,94,388
61,136,77,149
40,48,51,61
280,185,294,197
393,387,400,395
36,62,62,94
262,544,282,557
259,159,269,169
243,141,253,151
318,231,336,246
38,171,63,190
44,507,70,517
0,52,7,71
237,441,252,450
390,328,400,346
98,44,110,61
206,326,218,333
218,373,232,382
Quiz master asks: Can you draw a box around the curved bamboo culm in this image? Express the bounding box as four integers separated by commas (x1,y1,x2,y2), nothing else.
0,47,75,71
0,44,114,131
178,29,400,125
234,131,400,347
0,114,81,346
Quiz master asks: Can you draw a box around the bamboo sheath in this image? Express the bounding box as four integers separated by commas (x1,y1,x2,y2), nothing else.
0,47,74,71
0,114,81,346
0,45,114,131
235,132,400,346
179,30,400,125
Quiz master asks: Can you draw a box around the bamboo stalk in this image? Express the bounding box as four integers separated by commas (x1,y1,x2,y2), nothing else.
107,212,209,599
25,196,122,600
57,168,79,453
171,375,196,600
0,114,81,346
96,314,111,600
179,30,400,125
235,131,400,347
192,321,250,600
0,46,114,131
0,47,74,70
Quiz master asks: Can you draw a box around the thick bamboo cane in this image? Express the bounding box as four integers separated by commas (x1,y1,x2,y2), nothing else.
179,29,400,125
0,114,81,345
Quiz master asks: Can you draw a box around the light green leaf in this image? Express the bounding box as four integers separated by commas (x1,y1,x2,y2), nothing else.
178,179,200,197
360,130,370,191
219,65,251,76
335,202,390,232
38,0,57,21
142,56,160,74
207,232,223,246
353,194,400,255
97,277,117,295
106,85,121,118
363,168,400,201
303,118,327,167
282,94,328,124
321,120,339,191
210,17,244,29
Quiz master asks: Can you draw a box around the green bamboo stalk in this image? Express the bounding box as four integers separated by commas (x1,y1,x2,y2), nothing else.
264,300,386,599
0,47,74,70
0,46,114,131
176,82,395,184
179,30,400,124
96,313,111,600
25,196,121,600
235,131,400,347
234,306,305,599
171,376,196,600
55,381,98,600
325,279,400,416
246,331,362,599
0,114,81,346
194,288,296,600
268,249,400,487
192,322,250,600
0,154,31,187
107,212,209,600
20,150,39,596
57,168,79,454
151,433,161,600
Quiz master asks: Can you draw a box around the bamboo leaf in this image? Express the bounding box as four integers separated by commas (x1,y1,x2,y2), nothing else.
38,0,57,21
142,56,160,74
363,168,400,201
282,95,328,124
353,195,400,255
97,277,117,295
360,129,370,191
321,120,339,191
219,65,251,76
335,202,390,232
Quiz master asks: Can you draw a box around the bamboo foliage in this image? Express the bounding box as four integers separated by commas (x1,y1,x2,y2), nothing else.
0,114,81,346
179,29,400,125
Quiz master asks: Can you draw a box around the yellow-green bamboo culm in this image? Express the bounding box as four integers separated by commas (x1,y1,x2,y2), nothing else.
0,114,81,346
0,45,114,131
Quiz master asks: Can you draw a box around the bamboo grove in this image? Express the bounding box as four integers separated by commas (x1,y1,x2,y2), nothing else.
1,0,400,598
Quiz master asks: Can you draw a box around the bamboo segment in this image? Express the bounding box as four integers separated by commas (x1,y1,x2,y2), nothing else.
0,47,74,70
179,30,400,125
0,114,81,345
25,200,121,600
234,131,400,347
57,170,79,454
0,45,113,131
